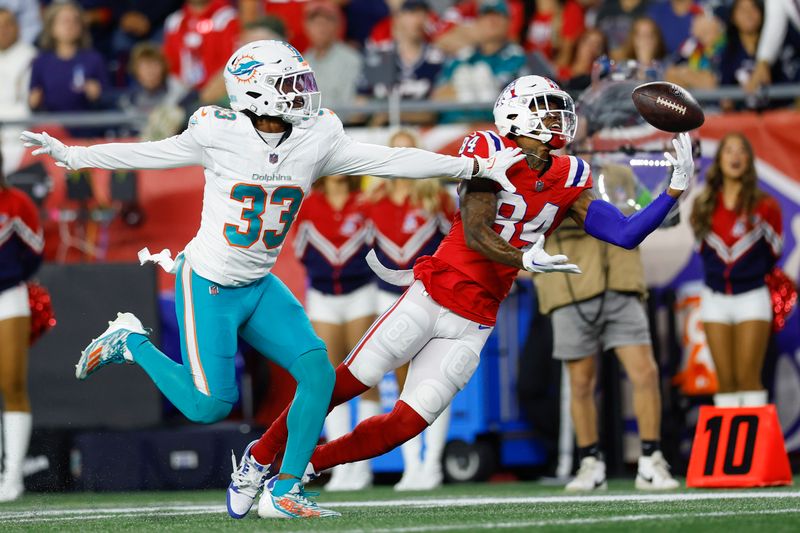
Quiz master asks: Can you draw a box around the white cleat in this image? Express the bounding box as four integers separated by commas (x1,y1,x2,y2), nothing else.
635,451,680,490
395,462,443,491
565,456,607,492
323,464,352,492
0,479,24,503
76,312,146,379
327,461,372,492
394,462,423,491
301,462,320,485
258,478,341,519
227,440,271,519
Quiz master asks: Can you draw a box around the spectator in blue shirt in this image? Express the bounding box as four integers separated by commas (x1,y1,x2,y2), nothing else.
358,0,444,125
433,0,528,123
646,0,703,54
29,1,109,117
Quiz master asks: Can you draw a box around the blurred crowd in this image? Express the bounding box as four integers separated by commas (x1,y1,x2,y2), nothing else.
0,0,799,136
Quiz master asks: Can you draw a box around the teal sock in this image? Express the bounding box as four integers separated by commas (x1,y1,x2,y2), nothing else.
272,477,300,497
279,348,335,479
127,334,232,424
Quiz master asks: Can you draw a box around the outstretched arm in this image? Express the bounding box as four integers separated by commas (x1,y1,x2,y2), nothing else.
320,137,524,192
461,179,580,273
20,129,203,171
569,133,694,249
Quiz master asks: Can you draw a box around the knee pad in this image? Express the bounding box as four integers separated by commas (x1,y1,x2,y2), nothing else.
349,307,430,386
441,345,480,391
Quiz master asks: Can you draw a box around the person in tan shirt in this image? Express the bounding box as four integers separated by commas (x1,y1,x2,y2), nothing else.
533,164,678,492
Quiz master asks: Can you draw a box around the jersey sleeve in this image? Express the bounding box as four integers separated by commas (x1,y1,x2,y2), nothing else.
65,111,206,170
457,131,498,159
756,0,793,64
319,112,473,180
564,155,593,191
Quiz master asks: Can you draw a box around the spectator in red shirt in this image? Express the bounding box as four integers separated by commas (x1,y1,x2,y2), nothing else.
162,0,239,91
366,0,440,53
524,0,586,76
433,0,526,55
240,0,317,53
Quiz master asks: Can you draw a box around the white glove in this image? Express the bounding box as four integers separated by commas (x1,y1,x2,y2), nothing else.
522,235,582,274
664,132,694,191
473,146,526,193
20,130,72,169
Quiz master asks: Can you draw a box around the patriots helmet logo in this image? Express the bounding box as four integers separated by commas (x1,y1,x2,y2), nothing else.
227,54,264,83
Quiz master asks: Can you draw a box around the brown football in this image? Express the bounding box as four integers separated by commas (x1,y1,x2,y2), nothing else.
631,81,705,132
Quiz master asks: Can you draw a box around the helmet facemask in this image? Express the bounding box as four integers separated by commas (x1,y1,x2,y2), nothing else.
268,71,322,123
513,92,577,149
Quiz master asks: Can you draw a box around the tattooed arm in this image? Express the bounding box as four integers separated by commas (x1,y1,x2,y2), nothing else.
461,179,581,274
460,178,524,269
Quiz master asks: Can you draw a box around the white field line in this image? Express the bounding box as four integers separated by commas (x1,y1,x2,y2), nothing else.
341,509,800,533
1,490,799,524
7,503,800,528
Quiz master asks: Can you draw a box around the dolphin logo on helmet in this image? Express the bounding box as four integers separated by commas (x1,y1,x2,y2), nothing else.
223,40,322,125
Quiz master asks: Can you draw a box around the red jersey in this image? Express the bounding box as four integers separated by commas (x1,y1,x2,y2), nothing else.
163,0,239,89
294,190,374,295
524,0,585,59
366,11,440,52
699,193,782,294
369,189,455,294
263,0,313,53
414,131,592,325
435,0,526,43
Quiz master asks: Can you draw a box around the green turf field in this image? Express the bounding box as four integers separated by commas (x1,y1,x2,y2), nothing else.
1,480,799,532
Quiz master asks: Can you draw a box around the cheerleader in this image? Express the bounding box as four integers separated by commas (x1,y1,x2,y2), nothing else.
0,163,43,502
368,130,456,490
293,174,379,491
690,133,782,407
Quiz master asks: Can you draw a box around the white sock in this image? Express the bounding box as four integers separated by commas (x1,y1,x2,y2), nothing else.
400,434,423,473
2,412,32,486
357,399,382,423
739,390,768,406
713,392,741,407
324,403,351,443
422,405,451,473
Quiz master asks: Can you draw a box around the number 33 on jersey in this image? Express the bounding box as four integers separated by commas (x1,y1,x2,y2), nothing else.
458,130,593,247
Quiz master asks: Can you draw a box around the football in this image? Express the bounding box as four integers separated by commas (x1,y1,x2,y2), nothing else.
631,81,705,132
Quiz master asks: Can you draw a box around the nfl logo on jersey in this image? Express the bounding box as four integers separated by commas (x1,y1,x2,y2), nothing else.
269,153,279,164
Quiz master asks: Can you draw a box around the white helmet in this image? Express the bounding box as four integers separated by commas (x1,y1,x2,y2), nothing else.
493,75,577,149
223,40,322,124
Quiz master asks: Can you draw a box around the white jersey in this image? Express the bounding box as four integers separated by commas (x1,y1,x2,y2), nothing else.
63,106,473,287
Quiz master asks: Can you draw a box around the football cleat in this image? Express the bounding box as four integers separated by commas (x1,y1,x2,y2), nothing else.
395,461,442,491
565,456,607,492
301,463,320,485
258,478,341,519
227,440,272,519
76,312,146,379
635,451,680,490
0,478,24,502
